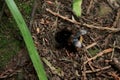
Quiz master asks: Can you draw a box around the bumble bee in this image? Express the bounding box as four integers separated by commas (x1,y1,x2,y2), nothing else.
72,30,87,48
55,28,87,52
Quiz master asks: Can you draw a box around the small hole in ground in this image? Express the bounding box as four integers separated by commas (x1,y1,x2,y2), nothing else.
55,28,77,52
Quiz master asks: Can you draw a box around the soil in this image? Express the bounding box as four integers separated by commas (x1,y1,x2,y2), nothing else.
1,0,120,80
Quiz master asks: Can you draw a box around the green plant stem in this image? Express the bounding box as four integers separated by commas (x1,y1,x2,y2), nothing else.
5,0,48,80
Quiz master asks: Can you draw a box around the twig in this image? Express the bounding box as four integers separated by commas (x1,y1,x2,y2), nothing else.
42,57,64,77
85,66,111,73
46,8,120,32
84,48,113,64
82,64,87,80
29,0,38,29
112,9,120,28
111,41,116,59
89,35,101,51
83,23,120,32
82,43,92,57
108,72,120,80
84,44,96,72
0,69,15,79
81,56,87,80
51,0,60,29
46,8,80,25
101,34,112,48
86,42,97,49
86,0,94,14
114,46,120,49
86,54,95,72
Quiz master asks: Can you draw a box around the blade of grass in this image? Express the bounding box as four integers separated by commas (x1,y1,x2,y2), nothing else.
5,0,48,80
73,0,82,17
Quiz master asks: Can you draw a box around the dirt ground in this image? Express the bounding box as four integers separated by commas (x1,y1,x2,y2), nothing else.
1,0,120,80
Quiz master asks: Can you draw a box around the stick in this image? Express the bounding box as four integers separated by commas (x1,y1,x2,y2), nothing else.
46,8,81,25
81,56,87,80
29,0,38,29
86,42,97,49
85,66,111,73
46,8,120,32
84,48,113,64
82,64,87,80
83,23,120,32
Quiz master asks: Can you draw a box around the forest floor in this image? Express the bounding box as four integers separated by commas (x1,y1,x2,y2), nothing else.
0,0,120,80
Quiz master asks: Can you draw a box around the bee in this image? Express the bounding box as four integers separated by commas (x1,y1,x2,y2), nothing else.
55,28,87,52
72,30,87,48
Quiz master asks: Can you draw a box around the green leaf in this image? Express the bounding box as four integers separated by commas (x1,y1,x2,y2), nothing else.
73,0,82,17
5,0,48,80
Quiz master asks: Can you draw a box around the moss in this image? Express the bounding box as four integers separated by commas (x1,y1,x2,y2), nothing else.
0,21,21,69
0,0,33,70
14,0,34,19
88,47,100,56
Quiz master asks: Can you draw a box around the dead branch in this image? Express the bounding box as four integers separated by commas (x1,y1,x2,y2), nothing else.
46,8,81,25
83,23,120,32
46,8,120,32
